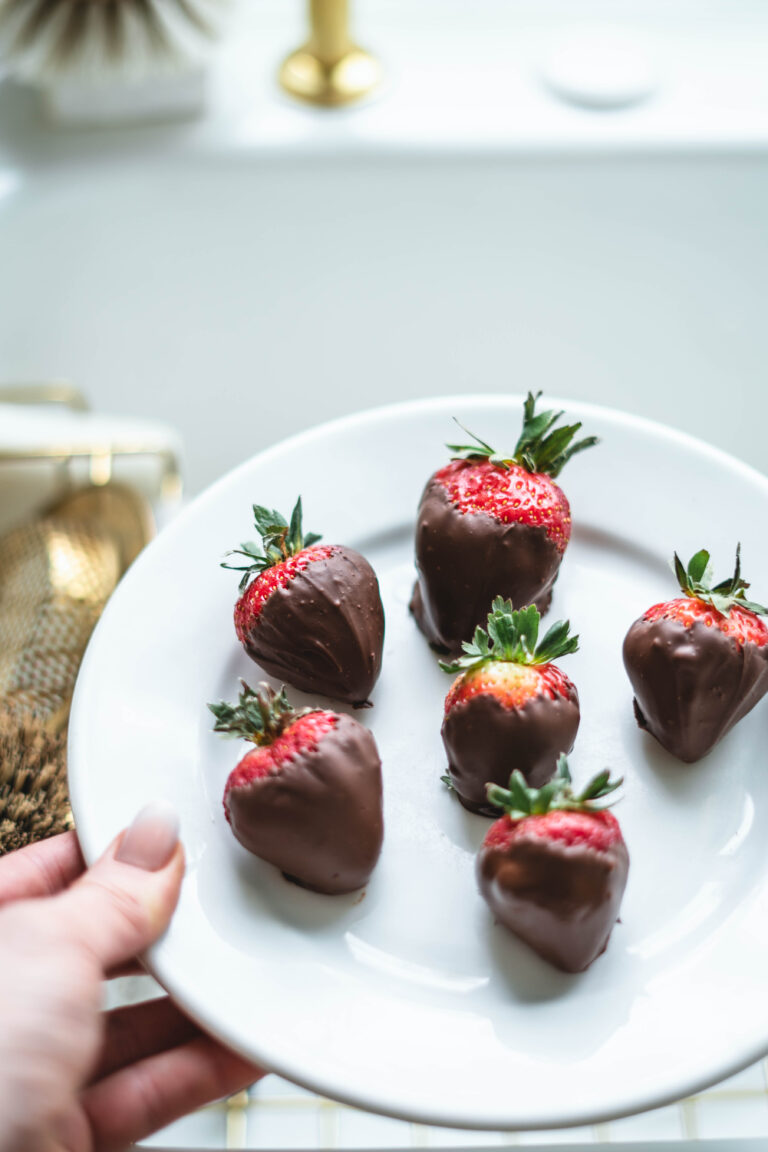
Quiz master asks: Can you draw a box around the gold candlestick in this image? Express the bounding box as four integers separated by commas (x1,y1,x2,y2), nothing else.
279,0,382,107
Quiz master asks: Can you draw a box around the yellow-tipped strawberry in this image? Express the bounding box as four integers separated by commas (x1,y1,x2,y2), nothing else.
440,598,580,815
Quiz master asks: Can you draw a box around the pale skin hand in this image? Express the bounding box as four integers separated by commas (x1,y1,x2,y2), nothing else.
0,807,262,1152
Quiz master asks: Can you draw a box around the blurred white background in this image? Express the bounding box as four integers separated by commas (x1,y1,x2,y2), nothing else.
0,0,766,494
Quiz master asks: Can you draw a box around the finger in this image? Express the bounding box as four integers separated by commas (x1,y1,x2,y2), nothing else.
51,802,184,973
81,1035,263,1151
90,996,200,1083
0,830,84,906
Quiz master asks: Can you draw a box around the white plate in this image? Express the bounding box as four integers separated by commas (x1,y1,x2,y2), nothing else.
69,396,768,1131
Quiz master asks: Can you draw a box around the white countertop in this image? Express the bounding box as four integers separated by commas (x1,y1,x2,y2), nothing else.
1,0,768,169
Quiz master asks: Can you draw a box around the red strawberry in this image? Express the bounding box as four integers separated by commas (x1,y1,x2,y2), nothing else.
477,756,628,973
223,497,384,706
623,546,768,762
210,681,384,894
440,599,580,815
410,392,598,654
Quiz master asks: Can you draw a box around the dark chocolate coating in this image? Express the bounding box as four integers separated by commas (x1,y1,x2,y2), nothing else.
410,480,561,654
477,834,629,973
441,690,580,816
225,714,384,895
243,547,384,705
623,616,768,763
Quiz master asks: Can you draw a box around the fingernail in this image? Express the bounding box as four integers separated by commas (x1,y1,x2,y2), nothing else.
115,802,180,871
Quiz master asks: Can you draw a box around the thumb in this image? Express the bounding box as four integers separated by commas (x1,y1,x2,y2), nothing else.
54,802,185,974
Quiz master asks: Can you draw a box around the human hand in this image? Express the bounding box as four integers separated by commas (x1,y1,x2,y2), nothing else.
0,806,262,1152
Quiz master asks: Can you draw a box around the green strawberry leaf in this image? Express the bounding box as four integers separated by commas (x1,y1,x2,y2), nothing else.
686,549,711,586
447,392,598,479
208,680,308,746
674,543,768,617
441,599,578,675
486,754,623,818
222,496,322,589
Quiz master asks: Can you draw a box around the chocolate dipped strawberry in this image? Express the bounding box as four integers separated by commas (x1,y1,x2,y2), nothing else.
223,498,384,706
210,681,384,894
410,392,597,654
440,599,580,815
623,546,768,763
477,756,628,973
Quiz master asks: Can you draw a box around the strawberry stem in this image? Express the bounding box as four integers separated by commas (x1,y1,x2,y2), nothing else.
486,755,623,820
447,392,598,479
439,598,578,674
208,680,311,745
673,544,767,617
222,496,323,591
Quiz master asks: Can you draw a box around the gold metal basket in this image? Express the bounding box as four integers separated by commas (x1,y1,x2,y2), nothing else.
0,384,182,847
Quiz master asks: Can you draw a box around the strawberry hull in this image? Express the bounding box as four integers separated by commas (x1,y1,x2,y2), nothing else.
442,690,580,816
477,831,629,973
410,480,562,654
623,616,768,762
239,547,385,706
225,713,384,894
